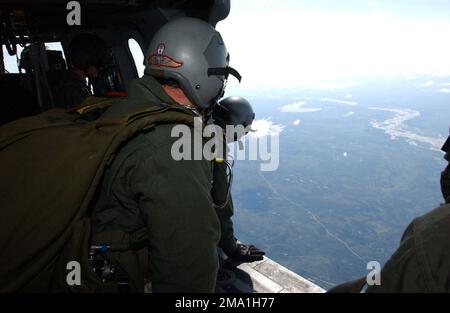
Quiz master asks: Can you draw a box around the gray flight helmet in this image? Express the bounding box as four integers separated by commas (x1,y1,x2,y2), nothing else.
144,17,241,110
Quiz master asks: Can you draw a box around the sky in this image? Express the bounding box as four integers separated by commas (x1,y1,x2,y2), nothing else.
216,0,450,90
4,1,450,92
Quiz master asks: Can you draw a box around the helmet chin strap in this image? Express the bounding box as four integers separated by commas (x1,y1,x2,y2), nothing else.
205,66,242,116
207,66,242,82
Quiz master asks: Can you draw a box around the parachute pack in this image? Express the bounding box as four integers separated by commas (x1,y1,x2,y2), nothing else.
0,97,195,292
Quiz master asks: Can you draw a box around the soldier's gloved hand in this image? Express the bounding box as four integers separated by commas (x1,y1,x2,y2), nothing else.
228,244,265,263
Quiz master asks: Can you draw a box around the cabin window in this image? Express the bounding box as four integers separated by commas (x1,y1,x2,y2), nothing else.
128,38,145,78
2,45,23,73
45,42,66,60
2,42,66,74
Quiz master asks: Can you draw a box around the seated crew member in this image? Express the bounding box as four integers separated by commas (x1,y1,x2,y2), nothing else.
53,33,108,109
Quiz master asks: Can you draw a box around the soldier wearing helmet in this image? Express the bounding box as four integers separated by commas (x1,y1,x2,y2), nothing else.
211,96,266,262
89,17,262,293
53,33,109,109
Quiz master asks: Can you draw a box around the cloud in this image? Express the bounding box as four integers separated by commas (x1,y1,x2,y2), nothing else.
369,107,446,150
345,94,353,99
293,120,301,126
320,97,358,106
418,80,434,87
280,101,322,113
439,88,450,93
250,119,284,138
310,82,359,90
343,111,355,117
432,73,450,79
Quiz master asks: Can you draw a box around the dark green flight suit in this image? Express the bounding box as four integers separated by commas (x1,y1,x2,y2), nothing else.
127,74,239,256
53,70,92,109
330,202,450,293
90,75,222,292
367,203,450,292
212,160,238,256
330,154,450,293
128,75,238,256
90,75,238,292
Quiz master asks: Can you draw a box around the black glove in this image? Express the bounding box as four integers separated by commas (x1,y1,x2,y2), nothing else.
227,243,265,263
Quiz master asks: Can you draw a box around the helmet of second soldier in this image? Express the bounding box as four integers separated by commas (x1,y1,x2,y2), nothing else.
214,96,255,129
145,17,235,110
69,33,109,73
213,96,255,143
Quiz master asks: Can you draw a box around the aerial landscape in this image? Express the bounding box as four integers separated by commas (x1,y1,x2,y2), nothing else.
1,0,449,296
211,0,450,289
229,78,449,288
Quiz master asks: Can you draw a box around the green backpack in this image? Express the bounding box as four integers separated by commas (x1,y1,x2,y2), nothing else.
0,97,194,292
